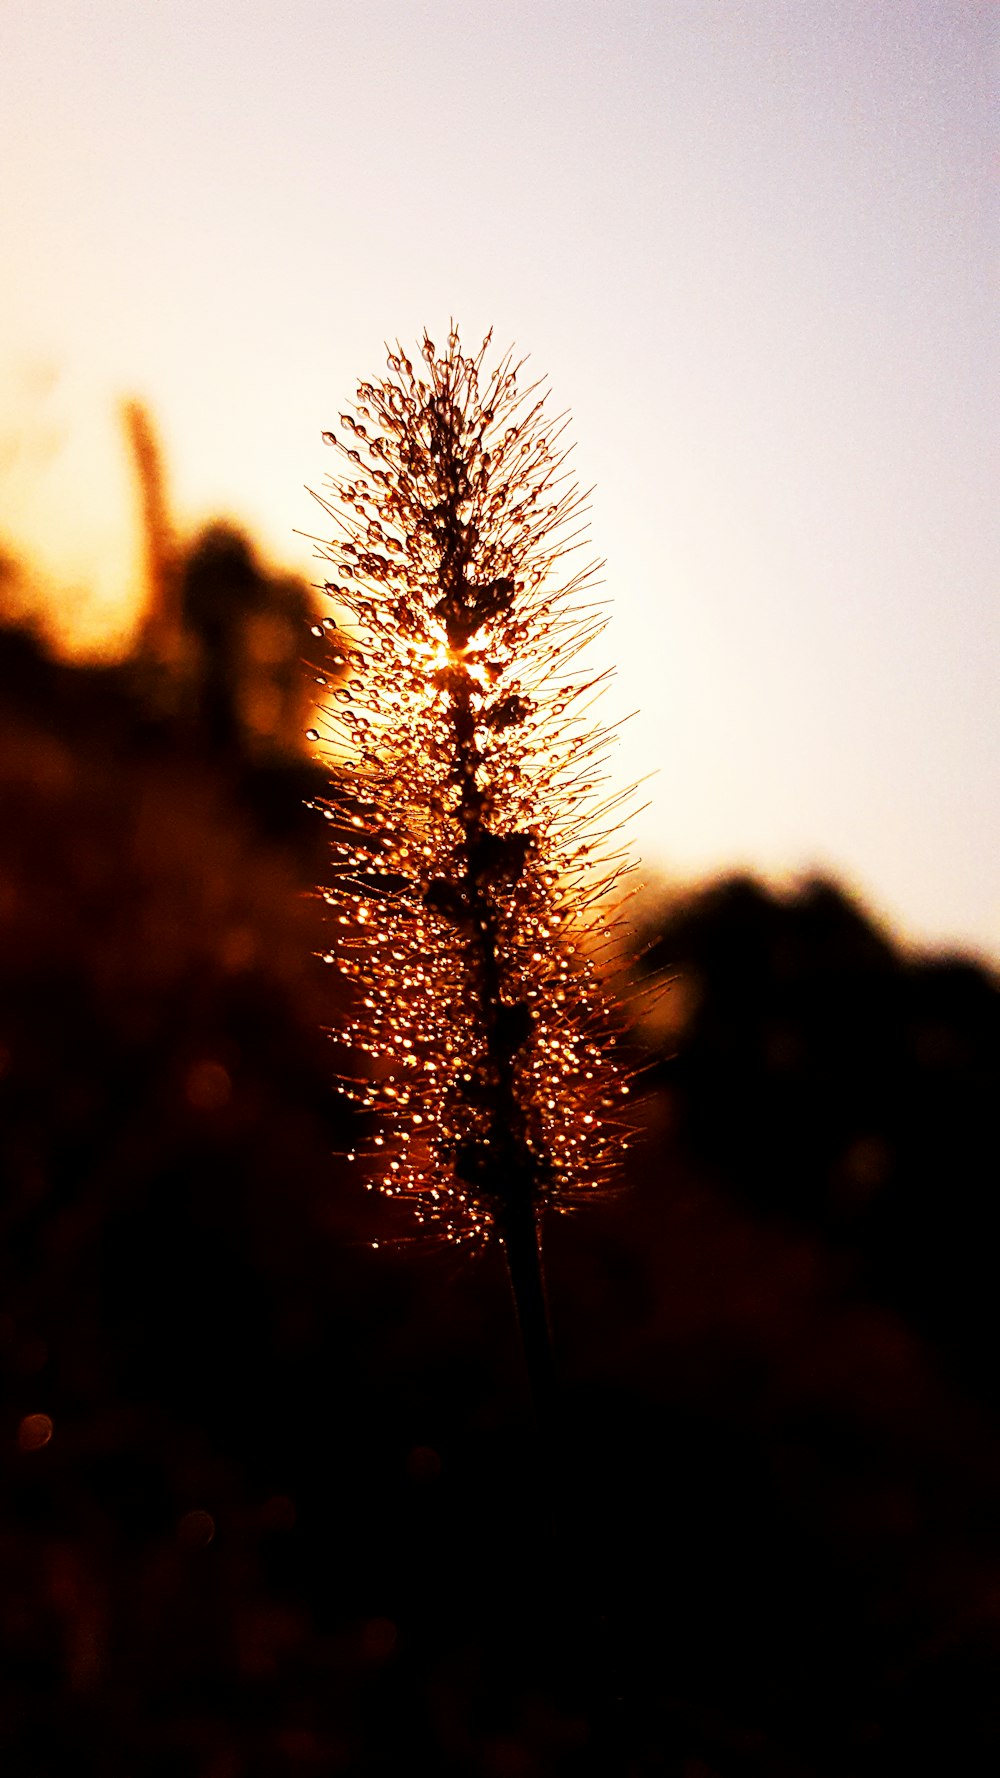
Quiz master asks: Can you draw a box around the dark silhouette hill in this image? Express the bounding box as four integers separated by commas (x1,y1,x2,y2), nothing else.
640,874,1000,1407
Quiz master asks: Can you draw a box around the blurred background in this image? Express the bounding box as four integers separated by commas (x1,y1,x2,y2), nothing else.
1,4,998,1774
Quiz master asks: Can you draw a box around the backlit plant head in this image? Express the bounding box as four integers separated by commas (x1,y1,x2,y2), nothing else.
306,324,638,1380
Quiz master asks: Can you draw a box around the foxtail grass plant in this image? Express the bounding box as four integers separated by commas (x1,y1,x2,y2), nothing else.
307,326,638,1408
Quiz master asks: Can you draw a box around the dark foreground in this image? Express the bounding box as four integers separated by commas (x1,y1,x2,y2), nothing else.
1,584,999,1777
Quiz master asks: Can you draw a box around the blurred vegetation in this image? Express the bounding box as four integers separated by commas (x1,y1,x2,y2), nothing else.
0,409,999,1776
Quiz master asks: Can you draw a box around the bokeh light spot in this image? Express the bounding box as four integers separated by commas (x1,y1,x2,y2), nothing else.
17,1412,53,1451
405,1444,442,1483
177,1508,216,1549
185,1059,232,1112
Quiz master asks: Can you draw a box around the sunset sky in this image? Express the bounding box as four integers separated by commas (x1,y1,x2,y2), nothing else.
1,1,996,962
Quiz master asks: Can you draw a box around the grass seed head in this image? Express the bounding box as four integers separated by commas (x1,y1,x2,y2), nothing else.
308,325,637,1248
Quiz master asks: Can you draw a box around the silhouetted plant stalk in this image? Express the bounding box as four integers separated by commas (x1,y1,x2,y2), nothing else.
308,325,637,1406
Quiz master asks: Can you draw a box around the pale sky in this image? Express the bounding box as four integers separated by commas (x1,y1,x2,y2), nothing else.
1,1,997,962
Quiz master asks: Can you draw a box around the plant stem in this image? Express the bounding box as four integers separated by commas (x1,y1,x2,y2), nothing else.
501,1193,555,1415
428,454,557,1411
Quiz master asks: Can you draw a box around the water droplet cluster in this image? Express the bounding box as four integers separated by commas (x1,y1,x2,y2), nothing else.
308,326,635,1247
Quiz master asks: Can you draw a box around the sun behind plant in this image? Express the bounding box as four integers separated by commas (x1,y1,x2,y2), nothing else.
307,325,637,1399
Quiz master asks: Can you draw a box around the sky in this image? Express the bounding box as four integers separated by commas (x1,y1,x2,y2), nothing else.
1,0,997,962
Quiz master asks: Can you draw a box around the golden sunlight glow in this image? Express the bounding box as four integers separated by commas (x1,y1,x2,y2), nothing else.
2,3,994,959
